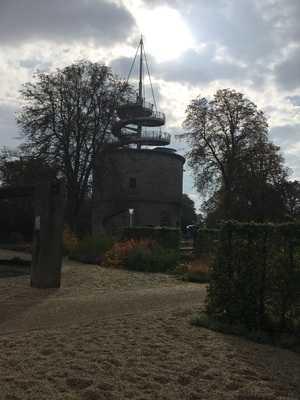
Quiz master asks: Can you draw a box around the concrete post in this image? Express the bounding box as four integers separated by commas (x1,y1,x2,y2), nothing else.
31,179,65,288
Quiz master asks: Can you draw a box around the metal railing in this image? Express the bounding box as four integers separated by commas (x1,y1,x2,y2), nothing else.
121,130,171,143
119,97,154,112
151,110,165,122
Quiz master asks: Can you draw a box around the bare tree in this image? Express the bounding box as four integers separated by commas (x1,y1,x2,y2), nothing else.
17,61,131,230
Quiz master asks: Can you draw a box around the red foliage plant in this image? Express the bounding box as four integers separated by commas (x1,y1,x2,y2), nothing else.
102,239,156,269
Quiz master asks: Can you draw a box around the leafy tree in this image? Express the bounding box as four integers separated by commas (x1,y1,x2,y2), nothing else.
281,180,300,220
0,148,57,242
0,147,56,187
229,139,287,222
182,89,287,221
181,193,197,231
17,61,131,230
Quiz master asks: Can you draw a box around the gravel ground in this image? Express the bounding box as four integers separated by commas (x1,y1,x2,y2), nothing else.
0,251,300,400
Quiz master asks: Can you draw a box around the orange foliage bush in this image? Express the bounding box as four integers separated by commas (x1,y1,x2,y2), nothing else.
102,239,155,269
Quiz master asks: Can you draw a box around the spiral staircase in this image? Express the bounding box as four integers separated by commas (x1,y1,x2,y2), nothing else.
112,37,171,148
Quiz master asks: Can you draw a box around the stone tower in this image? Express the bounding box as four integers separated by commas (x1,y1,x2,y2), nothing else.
92,37,185,234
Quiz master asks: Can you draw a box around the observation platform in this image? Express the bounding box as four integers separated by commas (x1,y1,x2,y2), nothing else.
119,131,171,146
113,97,167,147
117,100,153,119
113,112,165,132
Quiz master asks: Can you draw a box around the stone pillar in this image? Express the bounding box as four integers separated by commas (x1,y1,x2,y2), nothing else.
31,179,65,288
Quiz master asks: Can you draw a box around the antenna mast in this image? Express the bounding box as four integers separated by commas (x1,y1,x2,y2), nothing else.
137,36,144,147
112,36,170,149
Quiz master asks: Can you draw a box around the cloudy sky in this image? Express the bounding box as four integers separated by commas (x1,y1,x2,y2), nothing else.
1,0,300,209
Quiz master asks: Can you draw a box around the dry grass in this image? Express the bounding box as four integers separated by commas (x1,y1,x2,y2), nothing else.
0,250,300,400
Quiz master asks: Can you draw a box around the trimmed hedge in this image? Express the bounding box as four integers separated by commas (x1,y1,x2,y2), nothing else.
121,226,181,250
194,228,219,258
205,222,300,333
125,245,180,273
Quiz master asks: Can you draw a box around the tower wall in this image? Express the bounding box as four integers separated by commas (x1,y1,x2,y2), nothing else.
92,148,185,233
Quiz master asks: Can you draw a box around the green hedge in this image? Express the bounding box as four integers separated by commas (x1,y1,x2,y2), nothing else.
70,234,114,264
124,245,180,273
121,226,181,249
194,228,220,258
206,221,300,333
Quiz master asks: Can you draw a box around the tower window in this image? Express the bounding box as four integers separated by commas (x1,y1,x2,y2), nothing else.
129,177,136,189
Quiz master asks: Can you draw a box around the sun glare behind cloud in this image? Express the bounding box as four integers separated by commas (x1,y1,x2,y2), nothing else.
133,5,195,63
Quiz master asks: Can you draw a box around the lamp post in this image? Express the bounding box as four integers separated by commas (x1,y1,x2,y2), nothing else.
129,208,134,227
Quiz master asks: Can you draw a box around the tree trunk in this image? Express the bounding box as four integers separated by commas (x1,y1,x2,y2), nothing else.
224,182,233,219
66,188,81,233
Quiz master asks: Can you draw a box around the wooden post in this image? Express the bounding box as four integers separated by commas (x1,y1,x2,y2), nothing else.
31,179,65,288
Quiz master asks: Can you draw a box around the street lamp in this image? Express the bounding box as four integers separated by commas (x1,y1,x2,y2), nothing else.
129,208,134,227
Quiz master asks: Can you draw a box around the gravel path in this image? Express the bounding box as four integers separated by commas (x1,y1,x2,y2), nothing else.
0,251,300,400
0,248,32,261
0,285,205,334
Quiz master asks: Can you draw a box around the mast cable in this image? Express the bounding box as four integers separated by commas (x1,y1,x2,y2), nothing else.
144,50,157,112
126,42,140,84
142,49,145,100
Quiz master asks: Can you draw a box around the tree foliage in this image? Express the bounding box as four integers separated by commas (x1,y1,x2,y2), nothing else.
17,60,131,230
182,89,288,221
0,148,57,242
281,180,300,220
181,193,197,230
0,147,56,187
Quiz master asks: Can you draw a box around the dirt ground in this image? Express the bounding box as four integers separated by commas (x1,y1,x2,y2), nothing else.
0,250,300,400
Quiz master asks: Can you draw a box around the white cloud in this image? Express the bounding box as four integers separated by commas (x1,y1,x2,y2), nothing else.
0,0,300,203
124,2,195,62
0,0,135,46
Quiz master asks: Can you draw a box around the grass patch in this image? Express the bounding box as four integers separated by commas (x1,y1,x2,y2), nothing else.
191,312,300,352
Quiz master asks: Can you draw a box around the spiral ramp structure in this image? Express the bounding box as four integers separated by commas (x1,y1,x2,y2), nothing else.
112,37,170,148
112,99,170,147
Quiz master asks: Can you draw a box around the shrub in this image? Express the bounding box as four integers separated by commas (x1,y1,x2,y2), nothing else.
126,246,179,273
122,226,181,249
71,234,114,264
182,271,210,283
173,263,189,275
124,245,153,272
206,221,300,333
191,312,300,352
102,239,180,273
182,260,211,283
102,239,145,269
